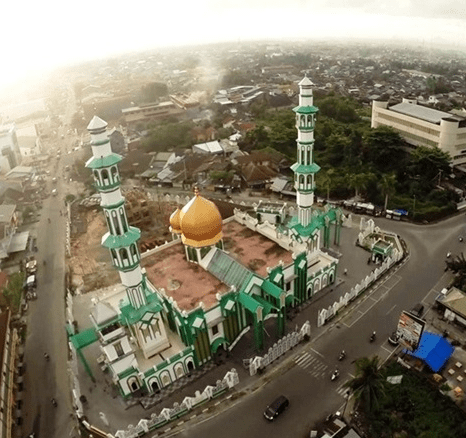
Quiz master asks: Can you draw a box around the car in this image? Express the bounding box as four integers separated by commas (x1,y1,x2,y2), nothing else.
263,395,289,421
388,331,400,346
410,303,424,318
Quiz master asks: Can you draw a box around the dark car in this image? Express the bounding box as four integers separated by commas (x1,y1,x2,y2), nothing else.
264,395,289,421
388,331,400,346
410,303,424,318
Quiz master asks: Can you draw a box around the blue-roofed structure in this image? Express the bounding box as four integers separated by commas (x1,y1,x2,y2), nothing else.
403,331,454,372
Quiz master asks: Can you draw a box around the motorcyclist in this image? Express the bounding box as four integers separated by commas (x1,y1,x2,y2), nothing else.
44,352,49,361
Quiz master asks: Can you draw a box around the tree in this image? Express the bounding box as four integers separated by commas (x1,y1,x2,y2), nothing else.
1,272,25,313
348,172,373,199
317,169,335,200
407,146,451,191
363,126,406,173
139,82,168,103
378,173,397,211
345,356,386,414
445,252,466,289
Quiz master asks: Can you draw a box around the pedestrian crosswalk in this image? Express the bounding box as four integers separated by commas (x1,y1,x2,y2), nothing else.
336,384,351,397
294,351,328,378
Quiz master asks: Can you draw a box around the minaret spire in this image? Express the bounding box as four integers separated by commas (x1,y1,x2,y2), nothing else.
86,117,147,310
291,77,320,227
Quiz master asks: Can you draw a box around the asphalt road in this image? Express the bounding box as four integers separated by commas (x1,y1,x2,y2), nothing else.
22,152,74,437
170,213,464,438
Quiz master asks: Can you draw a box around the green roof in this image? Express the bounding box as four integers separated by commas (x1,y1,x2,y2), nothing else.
261,279,283,299
238,291,261,313
253,294,278,315
69,328,99,350
291,162,321,174
293,105,319,114
285,207,339,238
207,249,254,292
102,227,141,249
85,153,123,169
120,292,163,325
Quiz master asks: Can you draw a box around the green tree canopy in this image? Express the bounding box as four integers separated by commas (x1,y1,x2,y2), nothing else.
363,126,406,173
345,355,386,414
407,146,451,193
142,120,194,152
139,82,168,103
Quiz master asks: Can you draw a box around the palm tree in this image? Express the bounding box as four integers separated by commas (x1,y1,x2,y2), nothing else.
348,172,373,199
378,173,397,212
344,355,386,414
318,169,335,201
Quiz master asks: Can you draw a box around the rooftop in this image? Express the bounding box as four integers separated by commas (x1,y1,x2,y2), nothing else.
389,102,465,125
142,219,293,311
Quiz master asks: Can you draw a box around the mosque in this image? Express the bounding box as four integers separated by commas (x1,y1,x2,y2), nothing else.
70,77,342,398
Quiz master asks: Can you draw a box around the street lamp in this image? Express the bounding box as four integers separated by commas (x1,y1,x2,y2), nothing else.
413,195,416,221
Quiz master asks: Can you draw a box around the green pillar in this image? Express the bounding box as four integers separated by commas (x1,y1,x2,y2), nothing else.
277,307,285,337
77,348,95,382
254,314,264,351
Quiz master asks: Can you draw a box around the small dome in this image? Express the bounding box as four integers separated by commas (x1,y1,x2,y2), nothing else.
169,208,182,234
180,188,222,248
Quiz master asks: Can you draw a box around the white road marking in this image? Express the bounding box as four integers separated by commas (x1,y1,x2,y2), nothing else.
311,348,324,358
385,304,397,315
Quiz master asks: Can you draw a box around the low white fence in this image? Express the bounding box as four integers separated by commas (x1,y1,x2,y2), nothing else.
317,249,403,327
83,368,240,438
244,321,311,376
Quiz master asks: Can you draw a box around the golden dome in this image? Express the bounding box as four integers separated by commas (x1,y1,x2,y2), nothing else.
180,188,223,248
169,208,182,234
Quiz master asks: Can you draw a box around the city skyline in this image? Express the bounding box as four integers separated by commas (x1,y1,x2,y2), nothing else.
2,0,465,97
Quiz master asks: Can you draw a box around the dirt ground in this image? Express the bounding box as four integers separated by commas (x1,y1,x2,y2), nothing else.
69,198,176,293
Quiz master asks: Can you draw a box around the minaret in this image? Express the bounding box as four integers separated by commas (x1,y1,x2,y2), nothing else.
86,116,147,310
291,77,320,227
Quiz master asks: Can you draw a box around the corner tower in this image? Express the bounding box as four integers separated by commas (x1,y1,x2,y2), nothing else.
86,116,147,309
291,77,320,227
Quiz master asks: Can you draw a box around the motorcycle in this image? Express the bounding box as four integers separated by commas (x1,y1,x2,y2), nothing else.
338,350,346,361
44,353,49,361
370,332,376,342
51,398,57,407
331,369,339,381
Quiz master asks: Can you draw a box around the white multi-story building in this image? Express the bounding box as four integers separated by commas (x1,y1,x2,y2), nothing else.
0,125,21,174
16,125,42,158
371,98,466,165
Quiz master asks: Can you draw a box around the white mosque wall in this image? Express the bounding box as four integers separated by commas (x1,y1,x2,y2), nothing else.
120,268,143,288
296,191,313,206
100,188,123,207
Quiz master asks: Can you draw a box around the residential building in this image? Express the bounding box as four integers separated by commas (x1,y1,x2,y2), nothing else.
371,98,466,165
0,125,21,174
0,309,17,438
122,102,184,125
16,125,42,158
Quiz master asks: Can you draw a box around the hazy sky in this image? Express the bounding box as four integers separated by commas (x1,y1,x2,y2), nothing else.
2,0,466,93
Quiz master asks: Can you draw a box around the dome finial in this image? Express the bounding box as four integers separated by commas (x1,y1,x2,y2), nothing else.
194,186,200,196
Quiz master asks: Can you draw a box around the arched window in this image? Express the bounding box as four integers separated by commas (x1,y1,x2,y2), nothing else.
111,166,119,183
120,248,129,266
119,208,128,233
299,175,304,186
307,148,311,165
93,170,100,185
130,244,138,263
111,249,118,266
105,212,113,234
101,169,109,185
112,211,121,235
301,115,305,127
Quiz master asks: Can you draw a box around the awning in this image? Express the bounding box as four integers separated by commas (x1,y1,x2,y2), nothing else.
8,231,29,253
403,331,454,372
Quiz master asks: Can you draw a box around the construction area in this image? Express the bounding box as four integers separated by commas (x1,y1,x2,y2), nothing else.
67,189,178,293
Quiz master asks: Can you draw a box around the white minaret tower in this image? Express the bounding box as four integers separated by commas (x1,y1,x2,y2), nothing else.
86,116,147,309
291,77,320,228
